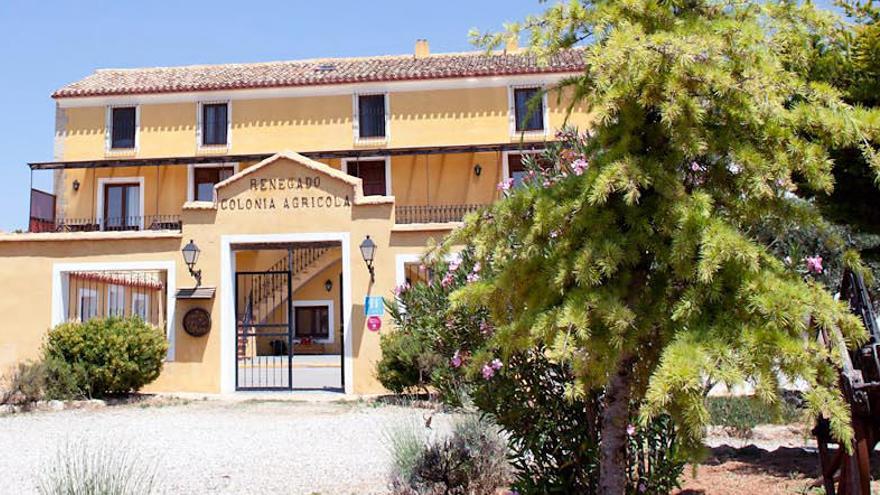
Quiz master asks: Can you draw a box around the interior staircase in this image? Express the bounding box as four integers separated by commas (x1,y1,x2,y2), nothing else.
237,247,341,359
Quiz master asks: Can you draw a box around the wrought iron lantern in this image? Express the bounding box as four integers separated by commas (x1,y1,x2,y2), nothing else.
324,279,333,292
181,239,202,286
359,235,376,282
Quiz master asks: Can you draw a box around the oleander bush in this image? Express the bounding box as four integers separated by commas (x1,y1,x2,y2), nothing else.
43,317,168,398
380,250,685,494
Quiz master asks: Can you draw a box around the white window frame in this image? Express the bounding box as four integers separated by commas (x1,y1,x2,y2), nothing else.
352,92,390,145
131,292,150,321
107,284,125,317
105,105,140,154
187,162,240,202
394,252,460,314
77,287,99,321
501,149,544,182
508,85,549,138
53,261,177,361
341,157,392,196
196,100,232,151
96,176,146,230
292,299,335,344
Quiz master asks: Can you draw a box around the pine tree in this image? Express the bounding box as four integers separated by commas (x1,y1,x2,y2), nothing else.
456,1,880,493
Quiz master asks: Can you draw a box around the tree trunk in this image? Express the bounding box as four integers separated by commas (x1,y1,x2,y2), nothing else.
599,355,635,495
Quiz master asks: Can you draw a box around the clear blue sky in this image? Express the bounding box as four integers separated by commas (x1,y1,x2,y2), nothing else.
0,0,547,231
0,0,842,231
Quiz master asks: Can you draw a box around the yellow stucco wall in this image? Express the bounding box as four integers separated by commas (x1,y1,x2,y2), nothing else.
53,83,591,222
58,86,591,162
2,154,454,394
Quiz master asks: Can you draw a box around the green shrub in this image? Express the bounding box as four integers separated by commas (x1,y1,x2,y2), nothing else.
388,416,511,495
472,351,685,495
37,440,159,495
707,395,802,438
1,360,47,405
43,317,168,398
382,249,686,494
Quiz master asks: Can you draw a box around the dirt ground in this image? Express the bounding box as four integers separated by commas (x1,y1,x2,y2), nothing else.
674,426,880,494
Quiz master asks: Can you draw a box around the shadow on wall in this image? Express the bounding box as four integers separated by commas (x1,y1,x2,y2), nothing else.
173,299,211,363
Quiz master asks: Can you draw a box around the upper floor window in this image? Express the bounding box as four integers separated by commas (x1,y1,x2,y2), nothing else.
505,150,550,187
103,182,141,230
193,165,235,201
344,157,390,196
200,102,229,147
109,106,137,150
355,94,387,140
512,87,545,133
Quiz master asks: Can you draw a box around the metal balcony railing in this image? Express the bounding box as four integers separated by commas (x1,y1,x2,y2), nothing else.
395,204,484,224
28,215,182,233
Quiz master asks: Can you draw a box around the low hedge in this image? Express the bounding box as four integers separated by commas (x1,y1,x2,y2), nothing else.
42,317,168,398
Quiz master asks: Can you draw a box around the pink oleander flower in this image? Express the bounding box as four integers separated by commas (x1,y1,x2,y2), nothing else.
572,158,589,176
481,363,496,380
441,273,454,288
451,350,463,368
497,178,514,192
472,261,481,273
490,358,503,370
448,259,461,272
690,161,703,172
466,272,480,283
393,283,410,297
627,424,636,436
549,230,559,239
479,321,493,335
806,255,824,274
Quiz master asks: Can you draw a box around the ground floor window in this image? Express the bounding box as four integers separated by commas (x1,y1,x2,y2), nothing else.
294,304,330,341
132,292,150,320
403,261,433,286
78,288,98,321
65,270,166,327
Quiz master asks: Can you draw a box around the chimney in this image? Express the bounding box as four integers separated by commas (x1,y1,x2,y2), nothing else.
414,39,430,59
505,37,519,54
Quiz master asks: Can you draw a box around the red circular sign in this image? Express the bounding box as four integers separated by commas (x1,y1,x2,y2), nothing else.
367,316,382,332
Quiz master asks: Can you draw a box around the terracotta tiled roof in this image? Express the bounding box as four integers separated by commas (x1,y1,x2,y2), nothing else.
52,49,585,98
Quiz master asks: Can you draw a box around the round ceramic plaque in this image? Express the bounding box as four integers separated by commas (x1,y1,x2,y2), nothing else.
183,307,211,337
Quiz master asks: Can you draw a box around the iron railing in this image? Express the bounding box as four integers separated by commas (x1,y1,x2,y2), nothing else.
255,247,330,300
395,204,484,224
29,215,182,233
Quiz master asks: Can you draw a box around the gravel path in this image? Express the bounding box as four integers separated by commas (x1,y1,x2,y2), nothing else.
0,398,455,495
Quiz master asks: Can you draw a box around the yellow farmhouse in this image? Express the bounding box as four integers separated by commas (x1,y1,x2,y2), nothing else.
1,40,589,394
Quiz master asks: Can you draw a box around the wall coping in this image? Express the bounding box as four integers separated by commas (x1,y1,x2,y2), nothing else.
0,230,182,243
391,222,462,232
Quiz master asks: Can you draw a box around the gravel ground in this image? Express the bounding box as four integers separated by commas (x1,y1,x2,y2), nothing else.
0,397,455,495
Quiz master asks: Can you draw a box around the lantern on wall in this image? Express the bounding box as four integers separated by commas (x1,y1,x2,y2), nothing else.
359,235,376,282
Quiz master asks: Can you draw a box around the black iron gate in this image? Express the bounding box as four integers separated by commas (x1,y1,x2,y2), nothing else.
235,270,293,390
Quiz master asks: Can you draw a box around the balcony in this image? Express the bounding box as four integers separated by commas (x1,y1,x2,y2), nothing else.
395,204,484,224
28,215,182,233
